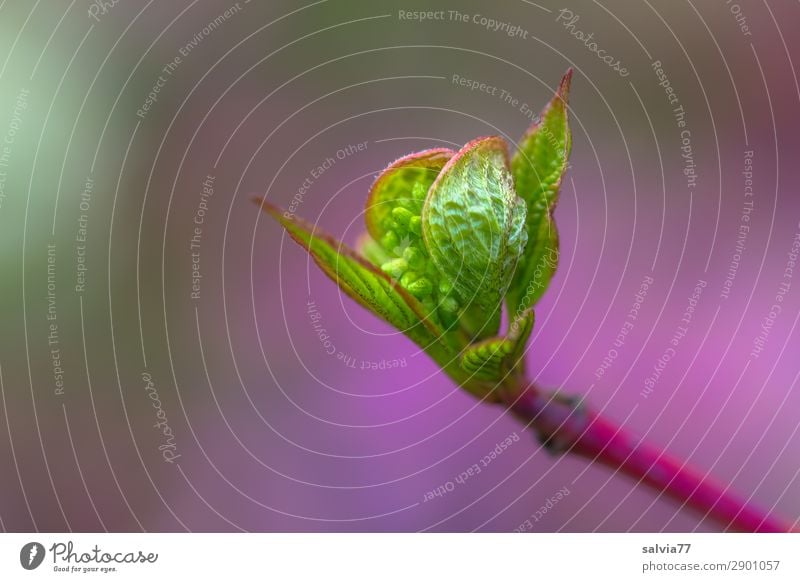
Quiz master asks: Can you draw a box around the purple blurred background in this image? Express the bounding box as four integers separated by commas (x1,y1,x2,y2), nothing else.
0,0,798,531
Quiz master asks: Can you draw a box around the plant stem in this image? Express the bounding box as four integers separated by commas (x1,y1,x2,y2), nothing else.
501,383,793,532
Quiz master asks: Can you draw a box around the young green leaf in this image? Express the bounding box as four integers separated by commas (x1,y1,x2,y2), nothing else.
422,137,527,339
507,70,572,313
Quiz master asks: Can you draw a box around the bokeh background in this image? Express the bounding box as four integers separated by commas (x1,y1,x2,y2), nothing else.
0,0,798,532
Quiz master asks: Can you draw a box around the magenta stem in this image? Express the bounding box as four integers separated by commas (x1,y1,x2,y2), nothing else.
502,384,793,533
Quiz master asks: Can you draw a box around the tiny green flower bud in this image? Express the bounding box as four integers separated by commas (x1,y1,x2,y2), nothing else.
381,230,399,251
391,207,414,228
406,276,433,298
381,216,397,231
400,271,419,287
381,258,407,278
403,245,426,270
438,296,460,329
409,216,422,236
440,295,459,313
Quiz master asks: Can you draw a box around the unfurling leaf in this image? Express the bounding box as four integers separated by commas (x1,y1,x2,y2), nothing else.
507,70,572,314
460,309,534,381
422,137,527,339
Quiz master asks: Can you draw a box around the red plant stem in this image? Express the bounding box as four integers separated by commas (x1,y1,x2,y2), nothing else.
502,384,793,532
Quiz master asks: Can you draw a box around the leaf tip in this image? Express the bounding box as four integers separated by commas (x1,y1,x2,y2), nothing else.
253,196,297,230
558,68,573,104
252,195,276,215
